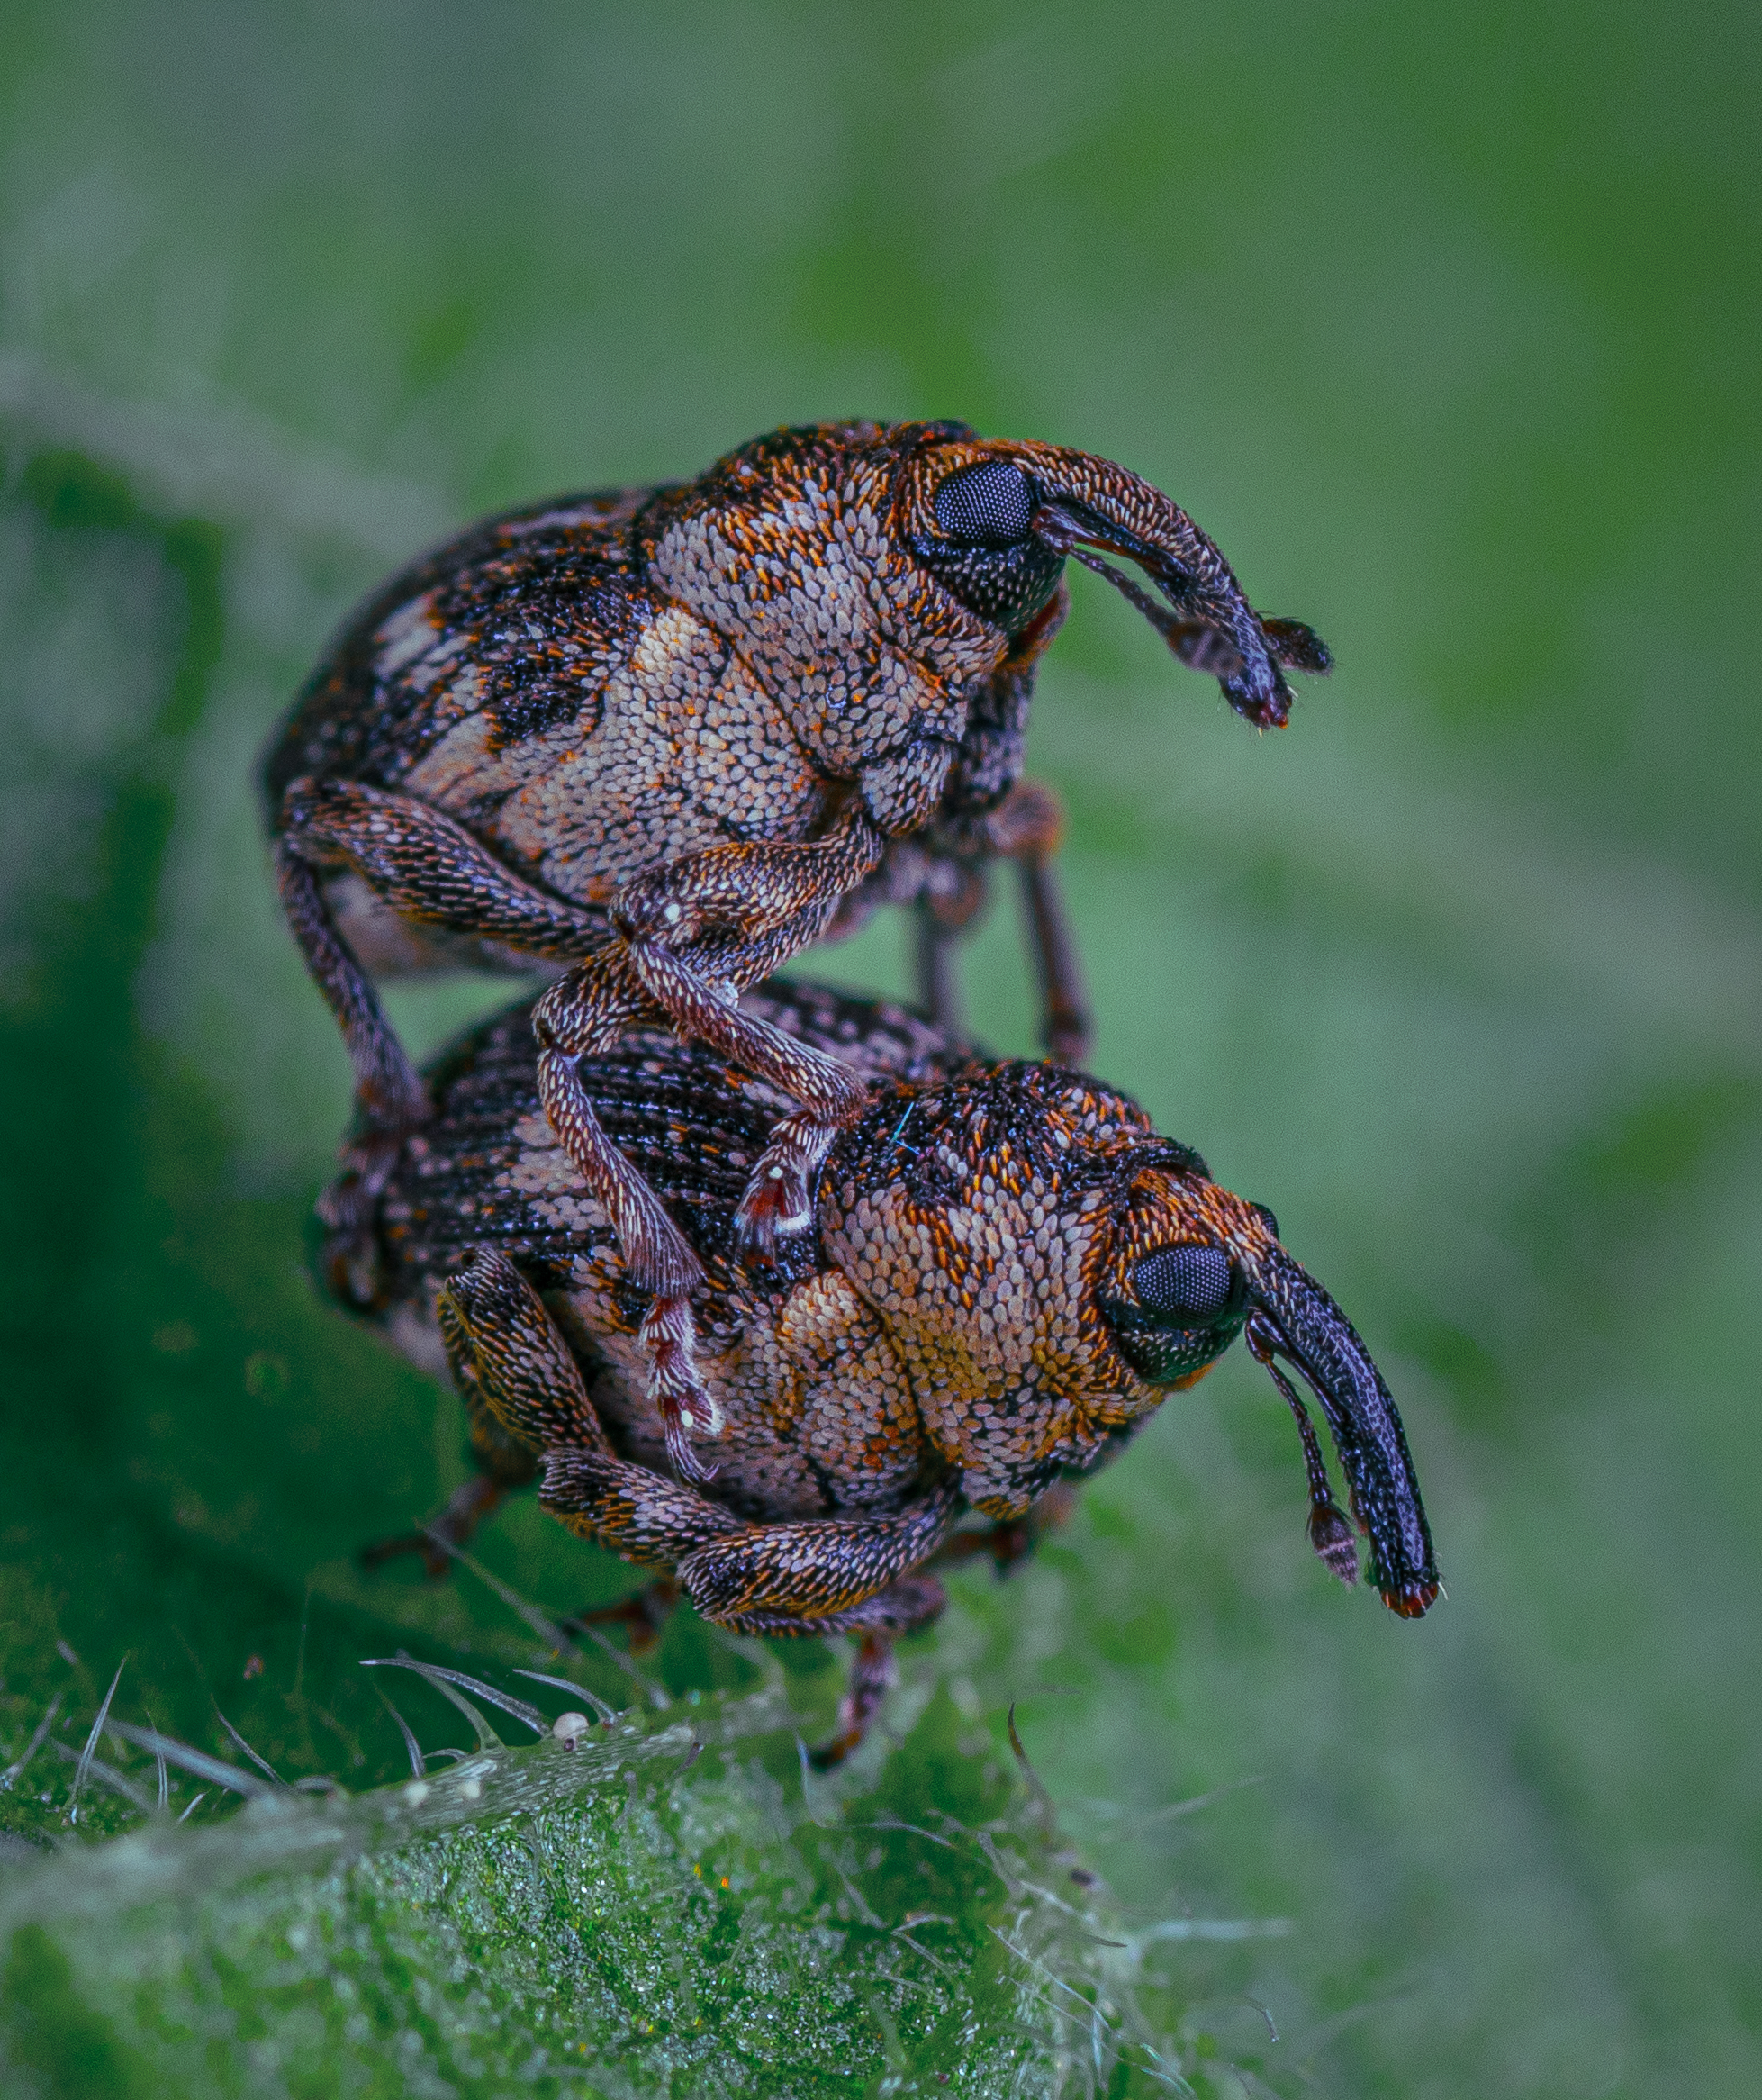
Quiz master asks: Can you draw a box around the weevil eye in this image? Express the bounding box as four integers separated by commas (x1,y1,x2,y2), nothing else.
1132,1245,1233,1320
934,460,1035,547
1102,1241,1245,1388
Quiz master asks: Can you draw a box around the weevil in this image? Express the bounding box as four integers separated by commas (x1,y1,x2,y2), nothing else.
347,978,1435,1765
265,421,1332,1479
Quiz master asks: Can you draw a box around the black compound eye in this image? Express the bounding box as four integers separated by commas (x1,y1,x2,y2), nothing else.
934,459,1035,547
1133,1245,1233,1322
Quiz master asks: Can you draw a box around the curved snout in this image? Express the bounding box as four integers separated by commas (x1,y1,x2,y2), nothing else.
1019,444,1303,729
1249,1242,1440,1617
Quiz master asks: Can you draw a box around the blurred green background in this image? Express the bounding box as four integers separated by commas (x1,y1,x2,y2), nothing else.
2,3,1757,2093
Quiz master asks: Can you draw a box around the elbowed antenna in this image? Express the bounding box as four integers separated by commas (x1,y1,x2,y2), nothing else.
1244,1244,1440,1617
1017,445,1328,729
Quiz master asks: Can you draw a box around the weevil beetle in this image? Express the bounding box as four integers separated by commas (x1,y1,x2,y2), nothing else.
266,421,1333,1480
345,978,1435,1765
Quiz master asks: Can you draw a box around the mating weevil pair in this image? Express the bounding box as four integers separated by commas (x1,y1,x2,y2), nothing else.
264,420,1436,1756
264,420,1332,1479
349,979,1436,1765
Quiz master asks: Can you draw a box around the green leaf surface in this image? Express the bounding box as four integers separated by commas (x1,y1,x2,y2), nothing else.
2,5,1758,2094
0,1680,1207,2098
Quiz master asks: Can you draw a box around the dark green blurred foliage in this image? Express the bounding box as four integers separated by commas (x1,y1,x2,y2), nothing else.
0,5,1757,2094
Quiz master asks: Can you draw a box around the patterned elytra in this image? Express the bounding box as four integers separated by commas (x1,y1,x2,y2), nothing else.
1132,1243,1233,1322
933,459,1036,546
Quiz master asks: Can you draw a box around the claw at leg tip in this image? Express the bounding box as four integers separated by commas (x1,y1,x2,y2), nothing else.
1381,1580,1441,1619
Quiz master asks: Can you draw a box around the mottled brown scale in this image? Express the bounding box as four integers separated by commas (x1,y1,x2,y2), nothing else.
355,980,1435,1762
267,420,1333,1473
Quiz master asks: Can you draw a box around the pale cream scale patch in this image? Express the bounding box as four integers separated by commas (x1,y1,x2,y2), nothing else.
372,592,442,678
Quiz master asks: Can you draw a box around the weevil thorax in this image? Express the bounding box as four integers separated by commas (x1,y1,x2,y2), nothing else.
818,1063,1242,1516
638,423,1012,833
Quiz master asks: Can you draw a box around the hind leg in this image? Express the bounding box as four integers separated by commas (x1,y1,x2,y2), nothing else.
604,805,886,1261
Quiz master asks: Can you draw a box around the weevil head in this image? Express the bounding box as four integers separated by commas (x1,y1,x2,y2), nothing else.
895,432,1333,729
819,1066,1247,1508
1095,1170,1439,1616
639,423,1329,810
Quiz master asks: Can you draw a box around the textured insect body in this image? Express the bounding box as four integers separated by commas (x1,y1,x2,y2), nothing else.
357,981,1435,1759
267,421,1333,1480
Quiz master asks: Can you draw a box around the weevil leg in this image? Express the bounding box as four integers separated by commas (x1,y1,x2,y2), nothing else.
619,937,873,1263
531,959,719,1482
275,843,428,1304
816,1630,902,1771
537,806,890,1454
274,841,428,1133
359,1471,526,1580
540,1456,962,1633
430,1263,750,1574
437,1249,613,1455
983,779,1092,1066
277,781,609,1302
278,778,610,962
362,1248,650,1579
359,1272,556,1577
538,1446,748,1561
928,1478,1079,1578
806,1581,950,1768
647,1574,947,1768
609,800,887,953
1017,853,1091,1066
673,1479,962,1628
565,1577,681,1655
541,1445,957,1767
911,858,989,1036
607,810,889,1263
914,896,963,1036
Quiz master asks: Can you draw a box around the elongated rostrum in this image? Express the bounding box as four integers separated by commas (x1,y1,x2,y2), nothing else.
265,421,1332,1476
349,979,1435,1765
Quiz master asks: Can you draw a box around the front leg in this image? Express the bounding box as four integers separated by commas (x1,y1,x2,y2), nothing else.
436,1249,612,1454
926,1479,1080,1578
674,1478,962,1628
609,804,889,1262
568,1577,682,1654
542,1454,957,1763
621,938,873,1263
913,859,989,1038
905,778,1091,1066
448,1270,962,1765
539,1456,962,1630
